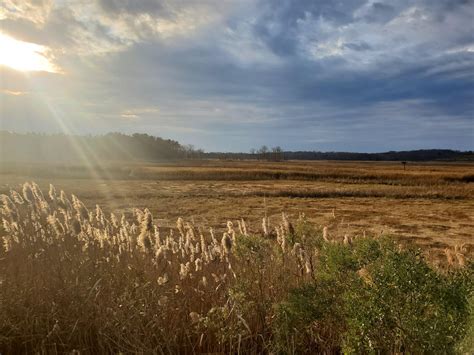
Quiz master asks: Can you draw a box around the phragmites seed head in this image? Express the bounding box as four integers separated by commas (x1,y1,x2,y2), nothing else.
48,184,57,201
72,195,89,220
281,233,287,253
241,219,248,236
1,195,17,219
138,209,153,252
111,213,119,228
157,273,169,285
305,259,312,274
343,234,352,246
2,235,12,252
195,258,203,272
323,226,329,242
177,217,185,237
22,183,35,203
11,191,24,204
31,183,45,201
189,312,200,324
282,212,294,236
227,221,234,234
262,217,269,237
47,213,64,235
179,262,190,279
59,190,69,207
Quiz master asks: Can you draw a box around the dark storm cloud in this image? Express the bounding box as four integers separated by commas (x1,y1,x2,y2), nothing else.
251,0,366,56
1,0,473,151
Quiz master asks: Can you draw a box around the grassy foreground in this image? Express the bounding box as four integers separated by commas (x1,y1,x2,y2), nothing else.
1,183,473,353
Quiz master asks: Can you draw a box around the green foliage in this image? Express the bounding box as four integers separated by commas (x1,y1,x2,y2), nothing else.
273,238,473,354
273,280,347,353
344,246,470,353
457,294,474,354
234,233,272,263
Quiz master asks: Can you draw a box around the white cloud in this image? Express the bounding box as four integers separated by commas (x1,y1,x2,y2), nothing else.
0,0,53,25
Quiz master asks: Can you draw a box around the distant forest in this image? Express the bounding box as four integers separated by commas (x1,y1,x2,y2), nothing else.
1,131,472,162
209,149,474,162
0,131,202,162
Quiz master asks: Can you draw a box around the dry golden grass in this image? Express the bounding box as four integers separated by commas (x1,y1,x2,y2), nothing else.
1,160,473,261
1,181,472,353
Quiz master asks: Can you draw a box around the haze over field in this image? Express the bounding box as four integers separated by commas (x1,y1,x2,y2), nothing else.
1,0,473,152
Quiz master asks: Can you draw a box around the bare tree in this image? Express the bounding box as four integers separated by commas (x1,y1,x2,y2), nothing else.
258,145,269,160
271,146,283,161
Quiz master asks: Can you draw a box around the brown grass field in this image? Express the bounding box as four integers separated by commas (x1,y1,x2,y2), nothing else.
1,159,474,353
1,159,473,261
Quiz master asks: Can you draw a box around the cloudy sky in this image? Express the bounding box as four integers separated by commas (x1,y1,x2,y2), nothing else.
0,0,473,152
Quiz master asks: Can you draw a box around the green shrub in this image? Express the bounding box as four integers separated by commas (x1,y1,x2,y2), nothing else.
273,280,347,353
273,238,473,354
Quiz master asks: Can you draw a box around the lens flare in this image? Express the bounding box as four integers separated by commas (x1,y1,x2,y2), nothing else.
0,32,58,73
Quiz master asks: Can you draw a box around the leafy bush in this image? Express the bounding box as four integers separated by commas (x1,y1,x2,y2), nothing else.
273,238,473,354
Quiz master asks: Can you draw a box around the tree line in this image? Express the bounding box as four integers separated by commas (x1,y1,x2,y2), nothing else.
208,146,474,162
0,131,202,163
1,131,472,162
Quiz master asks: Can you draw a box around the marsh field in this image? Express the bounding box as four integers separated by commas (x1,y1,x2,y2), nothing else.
1,159,473,353
1,159,473,259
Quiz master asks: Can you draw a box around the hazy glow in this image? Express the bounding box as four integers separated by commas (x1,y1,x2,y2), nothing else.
0,33,57,73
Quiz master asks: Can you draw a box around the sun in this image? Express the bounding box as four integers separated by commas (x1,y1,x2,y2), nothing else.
0,32,58,73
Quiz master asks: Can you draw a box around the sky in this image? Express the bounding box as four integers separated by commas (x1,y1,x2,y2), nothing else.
0,0,473,152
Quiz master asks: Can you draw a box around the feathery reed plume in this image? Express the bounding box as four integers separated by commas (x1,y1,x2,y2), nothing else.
157,273,169,285
343,234,352,246
72,194,89,220
237,220,244,235
227,221,236,241
22,183,35,203
323,226,330,242
47,213,65,236
59,190,70,209
241,218,248,236
48,184,57,201
177,217,185,237
282,212,294,236
1,195,18,220
262,217,269,237
138,209,153,252
195,258,203,272
11,190,24,204
179,262,190,279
